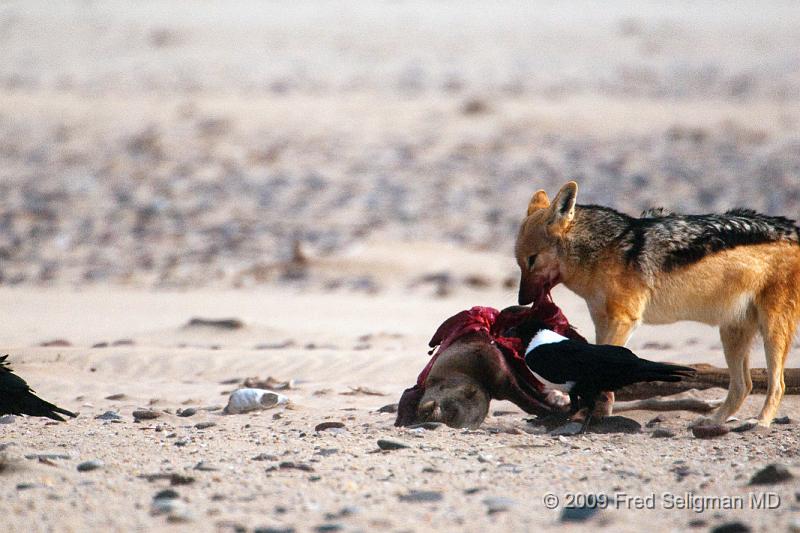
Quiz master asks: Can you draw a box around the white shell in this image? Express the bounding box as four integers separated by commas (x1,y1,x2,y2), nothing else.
223,388,289,414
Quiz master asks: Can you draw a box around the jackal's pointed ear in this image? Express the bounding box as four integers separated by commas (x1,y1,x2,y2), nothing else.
551,181,578,227
527,190,550,215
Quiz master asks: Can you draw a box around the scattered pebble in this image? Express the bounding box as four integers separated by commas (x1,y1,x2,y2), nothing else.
194,461,217,471
25,453,71,460
692,424,729,439
95,411,122,421
561,504,600,522
185,317,244,330
315,422,345,432
483,496,515,514
177,408,197,418
398,490,443,503
710,522,751,533
0,415,15,424
40,339,71,347
314,525,342,533
133,409,161,421
377,404,398,414
773,416,792,424
731,421,758,433
651,428,676,438
377,439,410,450
194,421,216,429
749,464,793,485
77,460,104,472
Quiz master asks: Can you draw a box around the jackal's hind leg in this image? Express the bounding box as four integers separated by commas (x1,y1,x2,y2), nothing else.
708,320,758,425
756,314,793,427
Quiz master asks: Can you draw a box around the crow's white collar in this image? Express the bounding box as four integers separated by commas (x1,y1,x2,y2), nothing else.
525,329,568,355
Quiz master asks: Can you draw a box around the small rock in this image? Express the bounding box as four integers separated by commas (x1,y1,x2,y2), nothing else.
315,525,342,533
483,496,515,514
749,464,793,485
773,416,792,424
154,489,180,500
185,317,244,330
194,461,217,471
315,422,345,432
133,409,161,421
151,497,192,522
111,339,135,346
252,453,279,461
254,528,296,533
731,421,758,433
16,483,40,490
169,473,195,485
92,342,109,348
0,415,15,424
25,453,71,461
710,522,751,533
194,421,216,429
77,460,104,472
377,439,410,450
692,424,729,439
398,490,443,503
645,415,665,427
105,393,126,401
561,504,600,522
651,428,676,438
177,408,197,417
272,462,314,472
95,411,122,421
40,339,71,347
377,403,398,413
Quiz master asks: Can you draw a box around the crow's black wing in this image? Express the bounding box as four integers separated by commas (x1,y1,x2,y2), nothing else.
0,356,76,421
526,340,647,386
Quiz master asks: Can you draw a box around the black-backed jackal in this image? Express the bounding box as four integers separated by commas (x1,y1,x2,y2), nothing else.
516,181,800,427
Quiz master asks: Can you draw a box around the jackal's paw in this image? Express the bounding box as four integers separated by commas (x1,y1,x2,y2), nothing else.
545,390,570,409
756,417,773,429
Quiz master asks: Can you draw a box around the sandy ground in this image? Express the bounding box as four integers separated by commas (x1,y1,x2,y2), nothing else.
1,283,799,533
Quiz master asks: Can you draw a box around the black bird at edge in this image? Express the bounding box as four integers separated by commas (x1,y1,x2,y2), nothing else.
509,321,695,432
0,355,77,422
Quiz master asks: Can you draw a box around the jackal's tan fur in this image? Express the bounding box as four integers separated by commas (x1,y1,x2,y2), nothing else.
516,181,800,427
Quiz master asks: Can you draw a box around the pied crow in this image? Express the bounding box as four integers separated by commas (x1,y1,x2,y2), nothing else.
0,355,77,422
510,321,695,432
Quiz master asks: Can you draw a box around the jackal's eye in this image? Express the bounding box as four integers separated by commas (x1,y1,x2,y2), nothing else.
527,254,537,269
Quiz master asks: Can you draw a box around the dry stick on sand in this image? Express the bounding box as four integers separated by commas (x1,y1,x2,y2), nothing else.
616,364,800,401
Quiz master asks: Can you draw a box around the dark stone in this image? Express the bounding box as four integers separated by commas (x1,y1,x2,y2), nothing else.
377,439,410,450
561,504,600,522
377,403,399,414
773,416,792,424
177,408,197,418
194,422,216,429
185,317,244,330
133,409,161,421
154,489,180,500
95,411,122,421
588,415,641,434
731,421,757,433
315,422,345,431
651,428,676,438
398,490,443,503
749,464,793,485
76,460,103,472
710,522,751,533
691,424,729,439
